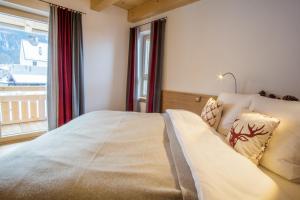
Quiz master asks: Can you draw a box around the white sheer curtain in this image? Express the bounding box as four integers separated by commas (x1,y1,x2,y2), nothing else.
47,6,58,130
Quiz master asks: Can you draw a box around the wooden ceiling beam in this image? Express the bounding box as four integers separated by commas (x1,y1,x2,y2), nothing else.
91,0,121,11
128,0,200,22
114,0,149,10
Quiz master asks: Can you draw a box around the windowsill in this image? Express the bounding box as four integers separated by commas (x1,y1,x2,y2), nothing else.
0,131,45,145
138,97,147,102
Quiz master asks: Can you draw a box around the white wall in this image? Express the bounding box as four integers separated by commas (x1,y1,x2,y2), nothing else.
31,0,300,113
146,0,300,98
47,0,130,112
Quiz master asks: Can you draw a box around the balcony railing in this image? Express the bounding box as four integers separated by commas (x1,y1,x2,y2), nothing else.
0,86,47,137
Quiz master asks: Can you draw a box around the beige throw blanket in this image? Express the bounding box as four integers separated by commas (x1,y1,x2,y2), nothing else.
0,111,197,200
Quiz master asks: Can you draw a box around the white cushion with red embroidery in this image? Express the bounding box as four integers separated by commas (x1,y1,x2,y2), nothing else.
226,112,280,165
200,98,223,129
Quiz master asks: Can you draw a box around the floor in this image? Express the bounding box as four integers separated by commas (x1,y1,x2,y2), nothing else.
1,120,48,137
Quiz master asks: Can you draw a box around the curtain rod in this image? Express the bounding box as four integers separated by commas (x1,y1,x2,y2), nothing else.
131,17,167,29
38,0,86,15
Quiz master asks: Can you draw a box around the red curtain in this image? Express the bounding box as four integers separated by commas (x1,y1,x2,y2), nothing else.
147,19,166,113
126,28,138,111
57,8,73,126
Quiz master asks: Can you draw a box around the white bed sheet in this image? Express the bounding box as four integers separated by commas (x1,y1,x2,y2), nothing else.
259,166,300,200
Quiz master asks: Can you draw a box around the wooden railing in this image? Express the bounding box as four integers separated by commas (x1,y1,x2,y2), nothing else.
0,86,47,125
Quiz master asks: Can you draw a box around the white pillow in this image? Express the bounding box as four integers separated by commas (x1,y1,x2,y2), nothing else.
217,93,258,136
250,96,300,182
226,112,280,165
200,98,223,129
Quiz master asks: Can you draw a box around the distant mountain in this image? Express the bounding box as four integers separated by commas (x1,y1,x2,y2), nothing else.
0,26,48,64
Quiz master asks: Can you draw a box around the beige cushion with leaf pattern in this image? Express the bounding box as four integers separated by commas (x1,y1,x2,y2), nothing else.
201,98,223,129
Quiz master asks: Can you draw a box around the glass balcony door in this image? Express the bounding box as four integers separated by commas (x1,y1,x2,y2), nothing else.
0,13,48,138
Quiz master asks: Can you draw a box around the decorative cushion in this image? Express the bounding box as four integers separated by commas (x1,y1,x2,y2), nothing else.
226,112,280,165
200,98,223,129
250,95,300,182
217,93,258,136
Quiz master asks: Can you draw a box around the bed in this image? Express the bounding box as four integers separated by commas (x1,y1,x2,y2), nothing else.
0,91,299,200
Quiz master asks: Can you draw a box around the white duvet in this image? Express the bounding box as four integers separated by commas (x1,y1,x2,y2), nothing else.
166,109,290,200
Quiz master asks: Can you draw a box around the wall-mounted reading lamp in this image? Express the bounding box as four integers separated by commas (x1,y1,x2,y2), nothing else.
218,72,237,94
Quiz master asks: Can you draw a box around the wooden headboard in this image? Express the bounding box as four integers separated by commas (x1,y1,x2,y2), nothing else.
161,90,216,115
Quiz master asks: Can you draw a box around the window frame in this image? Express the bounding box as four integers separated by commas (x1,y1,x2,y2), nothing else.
0,5,48,23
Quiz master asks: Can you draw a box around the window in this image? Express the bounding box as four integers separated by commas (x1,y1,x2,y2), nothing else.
138,31,150,99
0,13,48,85
0,13,48,138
